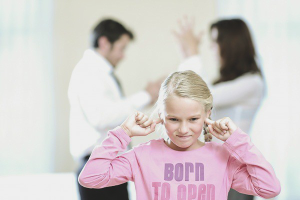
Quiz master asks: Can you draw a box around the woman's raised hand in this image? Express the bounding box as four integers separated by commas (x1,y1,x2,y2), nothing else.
121,112,163,137
204,117,238,141
173,16,203,58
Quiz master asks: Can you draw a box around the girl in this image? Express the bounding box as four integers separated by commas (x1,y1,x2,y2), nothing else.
79,70,280,200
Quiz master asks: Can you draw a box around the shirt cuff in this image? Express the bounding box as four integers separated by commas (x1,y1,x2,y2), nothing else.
128,91,151,110
225,128,243,146
113,126,132,144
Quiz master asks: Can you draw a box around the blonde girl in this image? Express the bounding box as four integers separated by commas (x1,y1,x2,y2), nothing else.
79,70,280,200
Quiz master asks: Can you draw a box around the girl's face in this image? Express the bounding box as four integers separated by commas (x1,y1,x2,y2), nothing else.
161,95,210,151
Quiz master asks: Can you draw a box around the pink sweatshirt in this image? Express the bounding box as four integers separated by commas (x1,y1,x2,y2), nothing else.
79,127,281,200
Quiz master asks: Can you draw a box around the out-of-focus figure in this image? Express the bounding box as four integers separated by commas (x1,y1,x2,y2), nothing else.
68,18,160,200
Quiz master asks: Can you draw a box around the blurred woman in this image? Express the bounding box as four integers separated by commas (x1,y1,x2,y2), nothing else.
174,18,265,200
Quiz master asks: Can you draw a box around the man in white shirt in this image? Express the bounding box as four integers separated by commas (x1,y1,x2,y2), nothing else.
68,19,160,200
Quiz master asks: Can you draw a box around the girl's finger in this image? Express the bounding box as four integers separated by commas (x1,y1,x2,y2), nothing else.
208,125,222,140
141,117,163,128
205,118,214,125
144,122,157,135
219,118,229,130
214,120,222,130
135,112,145,122
212,125,224,136
214,120,226,135
154,118,163,124
139,119,153,128
137,115,149,125
135,112,144,121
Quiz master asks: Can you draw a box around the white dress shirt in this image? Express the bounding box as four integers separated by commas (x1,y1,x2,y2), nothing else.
178,56,265,141
68,49,151,160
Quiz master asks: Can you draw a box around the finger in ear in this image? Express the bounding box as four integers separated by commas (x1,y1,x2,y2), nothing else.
154,118,163,124
205,118,214,125
208,125,220,139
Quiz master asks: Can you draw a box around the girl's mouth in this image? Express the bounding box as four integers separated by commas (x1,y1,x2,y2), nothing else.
177,135,192,140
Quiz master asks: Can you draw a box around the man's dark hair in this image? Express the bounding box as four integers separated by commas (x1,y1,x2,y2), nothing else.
92,19,134,48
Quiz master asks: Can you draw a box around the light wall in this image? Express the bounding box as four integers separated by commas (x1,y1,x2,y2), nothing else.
53,0,217,172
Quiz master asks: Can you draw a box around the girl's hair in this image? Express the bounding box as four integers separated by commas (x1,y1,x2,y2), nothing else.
155,70,213,142
210,18,262,84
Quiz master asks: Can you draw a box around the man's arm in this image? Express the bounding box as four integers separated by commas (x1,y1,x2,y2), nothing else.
77,69,151,131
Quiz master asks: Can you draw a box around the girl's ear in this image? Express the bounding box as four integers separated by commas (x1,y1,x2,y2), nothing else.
206,109,212,118
158,112,165,124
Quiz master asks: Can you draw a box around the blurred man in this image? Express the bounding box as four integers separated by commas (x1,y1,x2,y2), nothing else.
68,19,160,200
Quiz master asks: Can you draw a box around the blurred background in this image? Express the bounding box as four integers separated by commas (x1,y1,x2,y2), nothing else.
0,0,299,199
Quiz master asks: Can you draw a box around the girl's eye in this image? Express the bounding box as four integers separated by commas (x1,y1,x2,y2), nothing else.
169,118,178,121
190,118,199,121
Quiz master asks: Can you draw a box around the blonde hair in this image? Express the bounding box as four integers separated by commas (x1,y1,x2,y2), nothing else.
155,70,213,142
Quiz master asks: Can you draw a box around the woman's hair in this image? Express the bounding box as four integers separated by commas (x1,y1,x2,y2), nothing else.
155,70,213,142
210,18,262,84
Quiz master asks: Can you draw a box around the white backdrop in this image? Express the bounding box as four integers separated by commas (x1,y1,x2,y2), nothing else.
0,0,56,174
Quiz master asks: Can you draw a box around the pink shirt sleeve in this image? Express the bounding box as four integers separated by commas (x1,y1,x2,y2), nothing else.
78,126,135,189
223,128,281,198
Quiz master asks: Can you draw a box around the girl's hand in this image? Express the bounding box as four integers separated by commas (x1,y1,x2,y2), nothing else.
173,16,203,59
121,112,163,137
204,117,238,141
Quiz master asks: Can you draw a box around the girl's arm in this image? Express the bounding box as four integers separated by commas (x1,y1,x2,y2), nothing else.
76,69,151,131
79,111,161,189
205,118,281,198
224,128,281,198
78,127,135,189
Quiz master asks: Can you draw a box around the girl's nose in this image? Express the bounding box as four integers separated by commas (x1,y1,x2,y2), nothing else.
178,122,189,134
